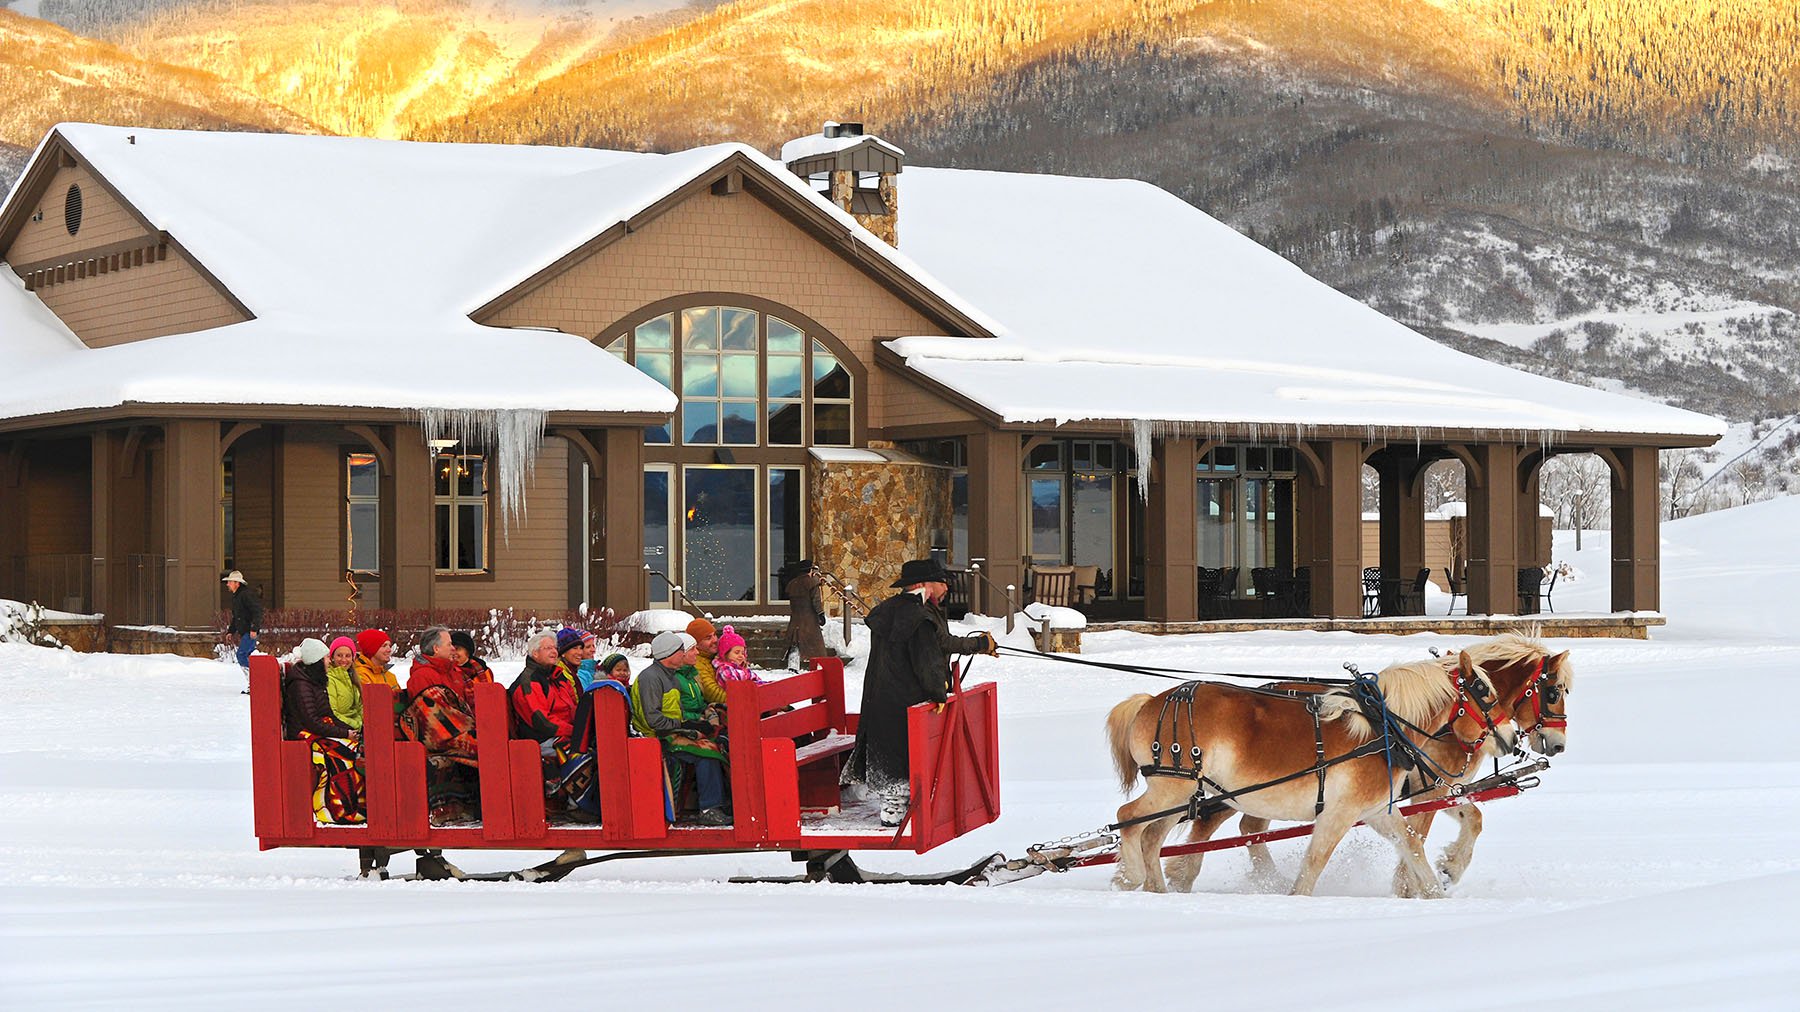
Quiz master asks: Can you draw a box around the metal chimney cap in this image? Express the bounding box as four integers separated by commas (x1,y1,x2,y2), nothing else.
824,121,864,139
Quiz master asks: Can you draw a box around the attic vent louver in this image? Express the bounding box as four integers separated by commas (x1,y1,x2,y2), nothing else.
64,184,82,236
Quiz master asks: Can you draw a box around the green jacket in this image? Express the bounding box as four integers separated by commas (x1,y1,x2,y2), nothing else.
630,661,719,761
325,663,362,731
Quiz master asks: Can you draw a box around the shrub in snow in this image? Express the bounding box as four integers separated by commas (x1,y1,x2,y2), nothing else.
0,600,65,649
234,605,620,660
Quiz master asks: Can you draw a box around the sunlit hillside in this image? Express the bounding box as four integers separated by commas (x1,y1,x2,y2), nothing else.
114,1,640,139
0,8,313,149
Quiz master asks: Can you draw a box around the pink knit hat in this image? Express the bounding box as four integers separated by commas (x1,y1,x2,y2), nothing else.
328,636,355,659
717,625,746,657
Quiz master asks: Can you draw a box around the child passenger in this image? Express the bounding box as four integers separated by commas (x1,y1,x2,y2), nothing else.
712,626,762,685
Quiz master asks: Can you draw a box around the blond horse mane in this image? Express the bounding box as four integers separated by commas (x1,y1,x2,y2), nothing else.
1459,629,1575,689
1315,656,1462,742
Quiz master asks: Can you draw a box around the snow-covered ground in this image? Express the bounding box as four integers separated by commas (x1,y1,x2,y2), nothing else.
5,499,1800,1008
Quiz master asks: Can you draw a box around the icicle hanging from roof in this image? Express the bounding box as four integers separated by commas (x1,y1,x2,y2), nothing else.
416,407,547,540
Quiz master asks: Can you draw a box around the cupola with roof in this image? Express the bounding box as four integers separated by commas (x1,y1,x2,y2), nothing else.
780,121,902,245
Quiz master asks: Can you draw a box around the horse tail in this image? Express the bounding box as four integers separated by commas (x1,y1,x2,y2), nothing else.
1106,693,1154,793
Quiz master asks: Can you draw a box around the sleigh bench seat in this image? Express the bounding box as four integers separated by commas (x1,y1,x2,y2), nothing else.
794,732,857,766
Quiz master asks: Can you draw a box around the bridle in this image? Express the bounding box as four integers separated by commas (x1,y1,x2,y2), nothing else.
1433,666,1506,757
1515,659,1569,737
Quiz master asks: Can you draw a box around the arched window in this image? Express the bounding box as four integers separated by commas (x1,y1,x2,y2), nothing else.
605,306,854,448
604,303,856,607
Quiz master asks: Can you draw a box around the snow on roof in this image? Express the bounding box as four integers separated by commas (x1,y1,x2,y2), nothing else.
892,167,1726,440
779,127,904,165
0,270,84,371
0,125,989,422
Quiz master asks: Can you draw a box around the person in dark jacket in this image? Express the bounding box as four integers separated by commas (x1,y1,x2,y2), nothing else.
282,637,358,741
223,570,263,691
781,559,830,669
448,630,496,687
843,558,997,827
282,637,366,826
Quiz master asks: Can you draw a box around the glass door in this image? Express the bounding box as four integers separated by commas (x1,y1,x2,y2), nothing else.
644,466,674,605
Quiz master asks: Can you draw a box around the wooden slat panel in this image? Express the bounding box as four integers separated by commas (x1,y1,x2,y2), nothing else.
248,658,287,841
754,667,825,713
758,701,829,742
473,683,517,842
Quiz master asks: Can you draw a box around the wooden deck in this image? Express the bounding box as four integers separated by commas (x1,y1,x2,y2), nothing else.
1086,613,1664,640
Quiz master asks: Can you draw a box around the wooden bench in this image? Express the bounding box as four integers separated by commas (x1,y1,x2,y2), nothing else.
725,657,855,833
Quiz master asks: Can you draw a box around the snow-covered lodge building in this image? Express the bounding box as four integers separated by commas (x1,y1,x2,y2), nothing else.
0,123,1722,637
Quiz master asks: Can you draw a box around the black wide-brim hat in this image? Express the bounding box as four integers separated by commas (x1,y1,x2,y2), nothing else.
891,558,951,588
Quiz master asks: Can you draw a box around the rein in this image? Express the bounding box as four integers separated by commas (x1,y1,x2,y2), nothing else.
994,644,1356,685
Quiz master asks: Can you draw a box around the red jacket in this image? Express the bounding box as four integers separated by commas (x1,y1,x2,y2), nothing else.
509,657,579,743
407,654,471,703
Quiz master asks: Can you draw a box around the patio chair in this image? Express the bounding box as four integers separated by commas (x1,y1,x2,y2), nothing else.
1362,567,1383,617
1197,567,1222,618
1277,566,1312,618
1070,565,1101,606
1250,566,1278,617
1394,567,1430,615
943,568,972,620
1516,566,1545,615
1444,566,1466,615
1029,565,1076,608
1540,566,1559,614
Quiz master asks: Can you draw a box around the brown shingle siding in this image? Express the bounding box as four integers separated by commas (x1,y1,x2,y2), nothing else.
31,249,245,348
7,165,147,264
488,189,976,431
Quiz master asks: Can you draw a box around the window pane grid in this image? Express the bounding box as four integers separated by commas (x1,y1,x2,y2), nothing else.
345,452,380,574
435,452,488,574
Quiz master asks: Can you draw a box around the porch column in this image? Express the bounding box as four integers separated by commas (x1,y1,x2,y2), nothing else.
597,426,645,614
965,429,1024,615
382,425,435,611
0,440,24,600
1306,440,1363,618
1145,436,1198,623
1516,464,1544,568
160,420,222,630
1374,450,1427,614
89,431,116,619
1610,445,1660,612
1466,443,1521,615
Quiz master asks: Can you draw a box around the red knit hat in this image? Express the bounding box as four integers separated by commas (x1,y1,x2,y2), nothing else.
355,628,390,658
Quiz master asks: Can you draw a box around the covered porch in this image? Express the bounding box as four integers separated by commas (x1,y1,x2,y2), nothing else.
893,425,1670,631
0,411,659,633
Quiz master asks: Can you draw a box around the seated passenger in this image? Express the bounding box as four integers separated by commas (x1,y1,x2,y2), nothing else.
686,617,728,706
631,631,729,826
399,626,480,824
571,628,602,689
324,636,362,731
712,626,762,686
282,637,365,826
595,652,632,687
510,629,580,746
448,630,495,685
353,628,400,692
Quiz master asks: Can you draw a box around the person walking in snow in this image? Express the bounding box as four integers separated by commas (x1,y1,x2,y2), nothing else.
781,560,830,669
843,558,996,827
223,570,262,692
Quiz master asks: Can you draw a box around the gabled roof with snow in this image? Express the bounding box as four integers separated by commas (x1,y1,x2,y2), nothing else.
0,124,988,422
0,125,1726,440
891,167,1726,441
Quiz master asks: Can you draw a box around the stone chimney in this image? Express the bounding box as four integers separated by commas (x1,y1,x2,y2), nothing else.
781,121,902,246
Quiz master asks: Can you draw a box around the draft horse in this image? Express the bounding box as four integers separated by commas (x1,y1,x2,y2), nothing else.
1177,634,1573,896
1195,633,1576,893
1105,650,1505,897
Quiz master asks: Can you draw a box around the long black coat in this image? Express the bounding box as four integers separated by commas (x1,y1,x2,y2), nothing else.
845,591,987,794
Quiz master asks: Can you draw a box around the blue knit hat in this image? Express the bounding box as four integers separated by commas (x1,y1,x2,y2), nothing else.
556,627,584,655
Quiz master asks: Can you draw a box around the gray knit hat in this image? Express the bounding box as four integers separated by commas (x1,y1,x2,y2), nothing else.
650,630,695,661
296,637,328,665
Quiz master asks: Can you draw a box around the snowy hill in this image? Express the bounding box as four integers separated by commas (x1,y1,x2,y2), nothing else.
3,501,1798,1006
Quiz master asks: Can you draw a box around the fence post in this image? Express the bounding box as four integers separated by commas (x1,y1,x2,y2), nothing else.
970,558,986,615
841,583,855,646
1005,584,1016,635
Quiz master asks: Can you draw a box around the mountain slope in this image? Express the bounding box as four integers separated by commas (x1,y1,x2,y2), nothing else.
0,8,315,149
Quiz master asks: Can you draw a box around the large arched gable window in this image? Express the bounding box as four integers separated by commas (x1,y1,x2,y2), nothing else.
603,301,856,448
599,297,860,608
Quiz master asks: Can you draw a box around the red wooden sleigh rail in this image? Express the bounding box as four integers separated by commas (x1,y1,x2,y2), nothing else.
250,654,1001,857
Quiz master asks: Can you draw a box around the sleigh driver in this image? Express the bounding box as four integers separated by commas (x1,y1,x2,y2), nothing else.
842,558,998,827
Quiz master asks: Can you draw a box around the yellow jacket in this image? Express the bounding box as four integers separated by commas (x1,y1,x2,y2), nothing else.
691,654,728,706
325,663,363,730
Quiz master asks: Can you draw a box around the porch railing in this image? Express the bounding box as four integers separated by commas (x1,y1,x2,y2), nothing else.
120,554,168,626
5,553,93,614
